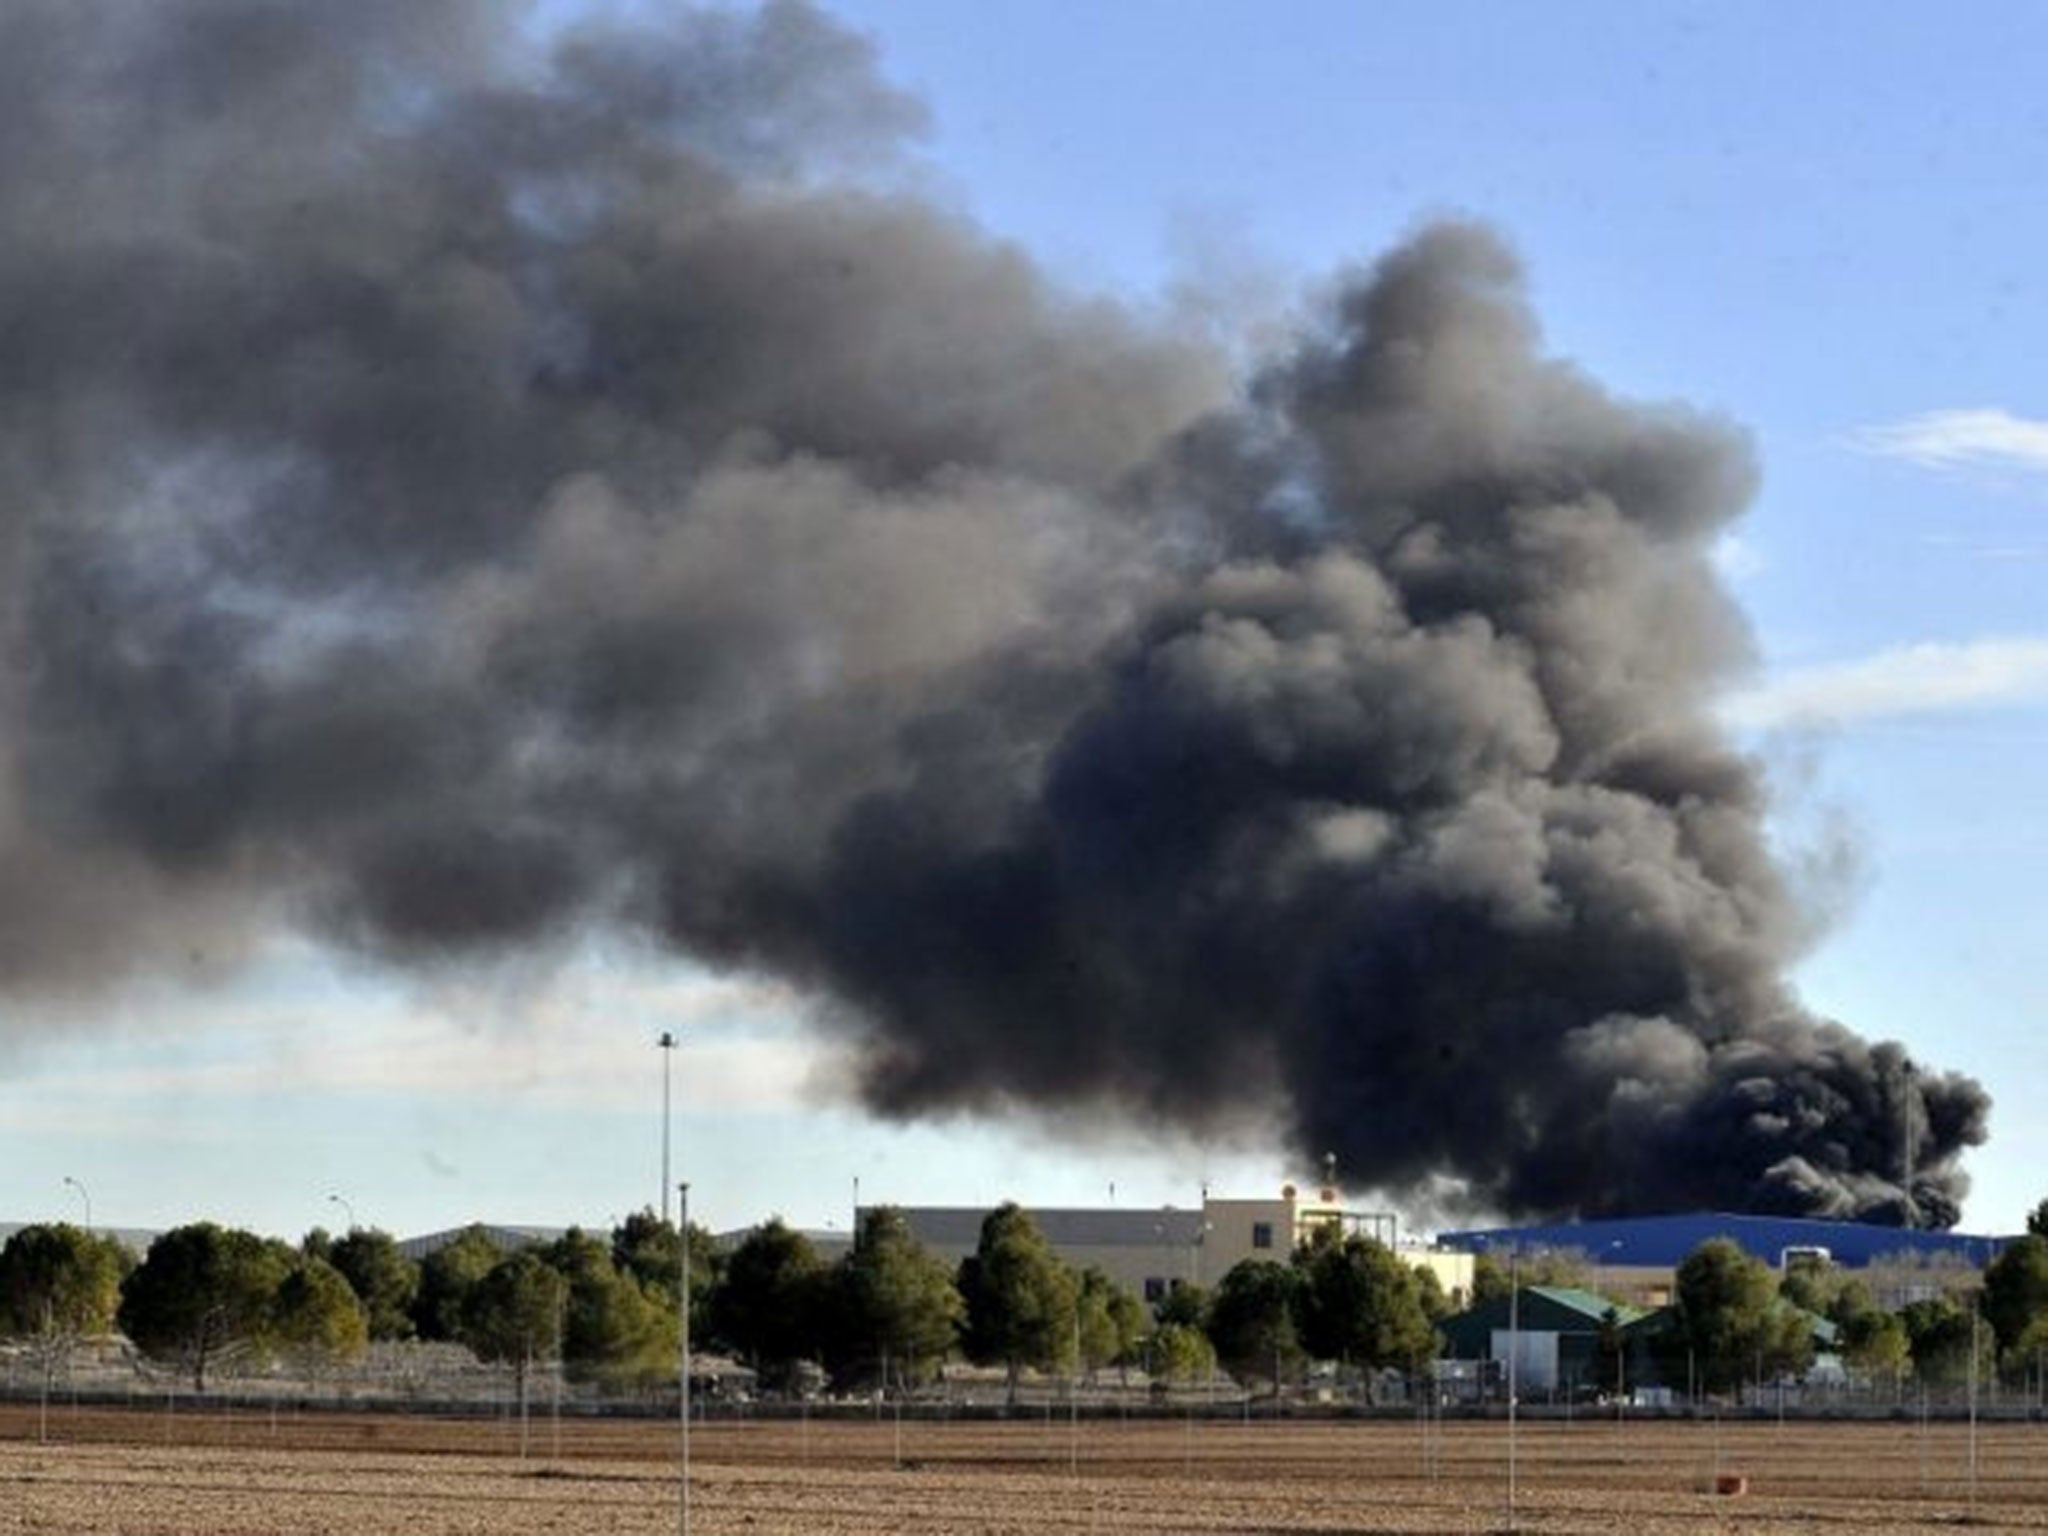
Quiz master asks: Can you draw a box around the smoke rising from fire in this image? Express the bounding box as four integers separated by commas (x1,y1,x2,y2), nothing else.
0,0,1986,1224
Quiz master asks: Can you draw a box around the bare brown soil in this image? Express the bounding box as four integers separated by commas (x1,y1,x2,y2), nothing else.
4,1402,2046,1532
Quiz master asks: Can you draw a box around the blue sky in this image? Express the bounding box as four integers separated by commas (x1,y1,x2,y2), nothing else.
6,1,2045,1242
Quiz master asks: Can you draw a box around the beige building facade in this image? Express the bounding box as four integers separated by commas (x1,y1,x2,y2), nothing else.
880,1187,1474,1307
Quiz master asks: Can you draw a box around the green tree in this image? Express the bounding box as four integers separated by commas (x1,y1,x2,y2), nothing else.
0,1223,129,1393
462,1251,569,1401
1413,1265,1452,1324
1824,1276,1880,1331
328,1229,420,1341
118,1223,295,1391
611,1210,718,1342
1073,1267,1146,1383
546,1229,673,1390
1148,1321,1217,1385
1778,1254,1845,1319
1981,1235,2048,1352
2026,1200,2048,1240
1205,1259,1306,1394
272,1256,370,1376
1839,1307,1912,1386
1154,1281,1208,1330
1902,1296,1993,1389
2006,1313,2048,1391
959,1203,1077,1398
1293,1235,1437,1377
411,1227,504,1342
824,1207,961,1392
1664,1239,1812,1395
711,1218,827,1392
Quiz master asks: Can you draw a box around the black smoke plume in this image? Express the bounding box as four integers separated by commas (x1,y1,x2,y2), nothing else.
0,0,1987,1225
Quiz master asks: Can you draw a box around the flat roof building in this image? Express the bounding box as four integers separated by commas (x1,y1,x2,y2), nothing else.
874,1188,1474,1306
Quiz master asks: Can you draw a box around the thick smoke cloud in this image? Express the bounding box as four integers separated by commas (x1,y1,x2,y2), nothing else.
0,0,1986,1224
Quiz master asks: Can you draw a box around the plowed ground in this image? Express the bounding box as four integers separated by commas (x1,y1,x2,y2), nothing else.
4,1402,2044,1532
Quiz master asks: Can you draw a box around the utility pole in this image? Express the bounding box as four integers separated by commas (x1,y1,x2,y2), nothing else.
659,1033,678,1226
1507,1248,1520,1534
678,1180,691,1536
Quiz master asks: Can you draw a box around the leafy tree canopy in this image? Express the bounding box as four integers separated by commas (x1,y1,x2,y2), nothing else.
960,1203,1076,1387
1839,1307,1911,1383
1148,1320,1216,1385
1293,1235,1437,1374
1074,1266,1147,1380
546,1229,673,1389
328,1228,420,1342
610,1210,718,1339
273,1256,369,1368
1981,1234,2048,1352
711,1218,827,1391
1206,1259,1306,1393
1154,1281,1208,1330
411,1226,504,1342
118,1223,295,1391
1667,1238,1813,1394
463,1251,569,1396
0,1222,128,1342
1902,1295,1993,1388
824,1206,961,1391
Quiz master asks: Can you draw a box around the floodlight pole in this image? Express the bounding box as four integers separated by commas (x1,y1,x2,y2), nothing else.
679,1179,692,1536
659,1032,678,1227
1507,1247,1519,1534
62,1176,91,1235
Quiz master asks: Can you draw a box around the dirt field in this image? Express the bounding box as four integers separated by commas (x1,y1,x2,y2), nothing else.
5,1403,2047,1532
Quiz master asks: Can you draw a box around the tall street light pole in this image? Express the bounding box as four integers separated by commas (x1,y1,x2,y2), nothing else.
659,1032,678,1227
678,1179,692,1536
62,1175,91,1235
329,1193,356,1233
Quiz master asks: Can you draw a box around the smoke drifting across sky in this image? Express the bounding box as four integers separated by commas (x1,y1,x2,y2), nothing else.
0,0,1986,1226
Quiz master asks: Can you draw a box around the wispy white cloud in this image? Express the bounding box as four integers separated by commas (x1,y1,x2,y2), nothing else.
5,962,846,1121
1722,636,2048,731
1851,408,2048,477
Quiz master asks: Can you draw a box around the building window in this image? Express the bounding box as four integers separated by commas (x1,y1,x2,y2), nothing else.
1252,1221,1274,1250
1144,1277,1166,1303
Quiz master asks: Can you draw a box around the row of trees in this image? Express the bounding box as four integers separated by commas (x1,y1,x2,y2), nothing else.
0,1216,704,1394
1,1204,1439,1399
1682,1225,2048,1394
15,1202,2048,1401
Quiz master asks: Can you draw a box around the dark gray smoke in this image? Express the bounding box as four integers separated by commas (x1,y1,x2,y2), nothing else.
0,0,1987,1225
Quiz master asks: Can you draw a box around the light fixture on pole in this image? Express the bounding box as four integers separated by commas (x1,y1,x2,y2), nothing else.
62,1175,91,1234
328,1192,356,1232
659,1032,678,1226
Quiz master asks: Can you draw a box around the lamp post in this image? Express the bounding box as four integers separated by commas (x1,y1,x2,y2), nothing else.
1507,1245,1520,1534
62,1176,91,1235
659,1032,678,1227
678,1179,692,1536
328,1193,356,1233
